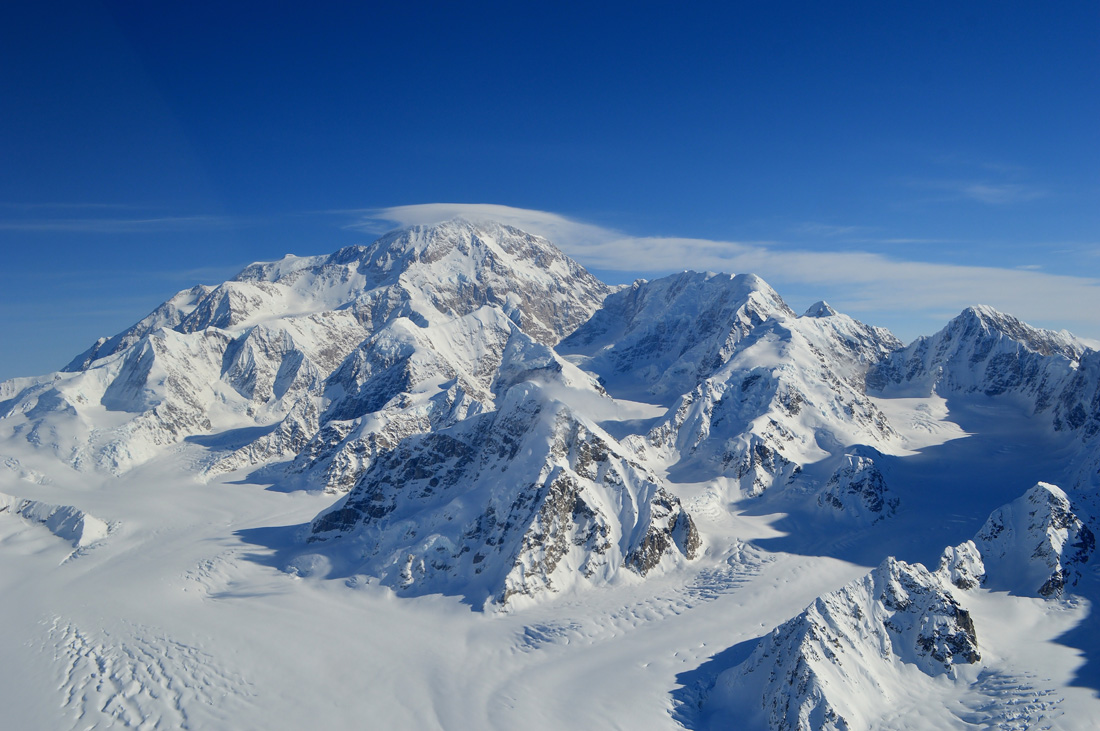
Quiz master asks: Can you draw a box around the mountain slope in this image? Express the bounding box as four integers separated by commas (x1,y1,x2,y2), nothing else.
305,380,700,608
867,305,1087,403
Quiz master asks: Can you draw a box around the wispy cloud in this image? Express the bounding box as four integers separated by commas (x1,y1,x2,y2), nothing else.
791,222,868,238
352,203,623,249
0,202,147,211
955,182,1048,205
364,203,1100,338
0,215,248,233
904,178,1048,206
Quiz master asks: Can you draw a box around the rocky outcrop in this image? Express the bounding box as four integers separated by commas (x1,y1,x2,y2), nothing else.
816,453,899,523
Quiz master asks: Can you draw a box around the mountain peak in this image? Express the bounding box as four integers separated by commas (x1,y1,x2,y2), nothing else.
803,300,838,318
948,305,1085,360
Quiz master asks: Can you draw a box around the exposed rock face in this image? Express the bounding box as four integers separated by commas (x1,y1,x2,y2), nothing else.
973,482,1095,597
306,382,699,608
816,453,899,523
705,557,979,731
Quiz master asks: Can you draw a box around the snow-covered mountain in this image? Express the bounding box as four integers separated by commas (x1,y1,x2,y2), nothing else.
0,219,611,475
2,217,1099,730
640,289,901,496
867,305,1087,404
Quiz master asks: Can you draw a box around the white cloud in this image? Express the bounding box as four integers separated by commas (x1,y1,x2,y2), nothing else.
350,203,616,248
957,182,1047,205
360,203,1100,341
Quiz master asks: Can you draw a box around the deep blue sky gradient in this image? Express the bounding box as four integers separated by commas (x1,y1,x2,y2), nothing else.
1,1,1098,379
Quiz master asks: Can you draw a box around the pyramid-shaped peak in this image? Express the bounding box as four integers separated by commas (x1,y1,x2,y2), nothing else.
803,300,838,318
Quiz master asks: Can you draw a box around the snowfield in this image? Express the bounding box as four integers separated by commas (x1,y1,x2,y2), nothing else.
1,218,1098,729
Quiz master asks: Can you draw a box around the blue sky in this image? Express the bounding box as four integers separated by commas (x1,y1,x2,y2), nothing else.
1,2,1097,381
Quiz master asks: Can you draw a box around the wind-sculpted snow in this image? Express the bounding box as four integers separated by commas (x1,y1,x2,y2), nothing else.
47,619,254,730
306,381,699,608
973,482,1095,597
704,556,980,731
